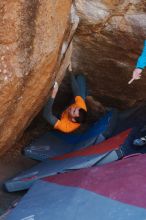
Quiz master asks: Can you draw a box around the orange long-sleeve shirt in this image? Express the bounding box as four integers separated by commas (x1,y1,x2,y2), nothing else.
54,96,87,133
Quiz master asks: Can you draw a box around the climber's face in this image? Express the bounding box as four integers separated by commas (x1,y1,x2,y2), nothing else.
68,106,80,122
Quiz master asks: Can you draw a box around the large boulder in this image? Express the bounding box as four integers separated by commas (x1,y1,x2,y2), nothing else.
0,0,73,154
73,0,146,108
1,0,146,154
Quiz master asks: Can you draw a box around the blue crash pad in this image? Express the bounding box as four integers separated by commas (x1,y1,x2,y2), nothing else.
23,110,114,161
5,150,118,192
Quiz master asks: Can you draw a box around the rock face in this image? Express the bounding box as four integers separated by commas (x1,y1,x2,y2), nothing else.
73,0,146,108
0,0,73,154
1,0,146,154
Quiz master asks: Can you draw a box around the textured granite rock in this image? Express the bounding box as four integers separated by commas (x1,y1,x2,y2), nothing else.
0,0,73,154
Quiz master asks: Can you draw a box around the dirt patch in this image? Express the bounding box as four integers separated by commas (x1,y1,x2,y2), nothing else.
0,114,48,215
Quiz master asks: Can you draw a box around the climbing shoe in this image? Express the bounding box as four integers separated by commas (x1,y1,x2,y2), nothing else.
133,136,146,146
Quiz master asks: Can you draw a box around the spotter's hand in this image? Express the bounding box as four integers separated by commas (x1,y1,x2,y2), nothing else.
128,68,142,84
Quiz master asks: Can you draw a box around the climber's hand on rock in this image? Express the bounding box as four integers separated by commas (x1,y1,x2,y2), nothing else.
51,81,58,98
68,63,72,72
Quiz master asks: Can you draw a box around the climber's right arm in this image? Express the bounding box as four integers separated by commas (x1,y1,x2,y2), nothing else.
70,72,81,97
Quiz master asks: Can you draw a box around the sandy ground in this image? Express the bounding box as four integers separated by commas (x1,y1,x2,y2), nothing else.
0,154,37,215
